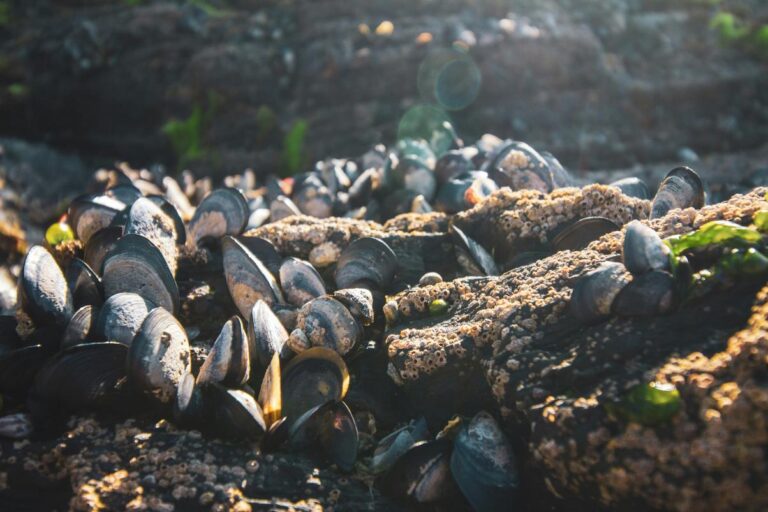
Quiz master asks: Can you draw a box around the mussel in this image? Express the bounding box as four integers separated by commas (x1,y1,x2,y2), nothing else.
188,187,249,246
127,307,191,403
102,234,180,314
62,305,98,349
612,271,677,317
66,258,103,309
68,194,126,244
124,197,179,275
249,300,290,368
551,217,620,252
288,296,363,356
570,262,630,325
279,257,327,307
622,221,671,275
334,237,397,290
650,167,705,219
197,316,250,387
222,236,284,317
19,245,74,328
451,225,498,276
93,292,154,346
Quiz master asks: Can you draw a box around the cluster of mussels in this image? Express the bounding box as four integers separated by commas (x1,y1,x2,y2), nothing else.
0,133,712,510
571,167,705,323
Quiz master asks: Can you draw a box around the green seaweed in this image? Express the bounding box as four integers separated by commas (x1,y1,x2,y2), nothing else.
665,220,763,256
162,92,220,171
280,119,309,178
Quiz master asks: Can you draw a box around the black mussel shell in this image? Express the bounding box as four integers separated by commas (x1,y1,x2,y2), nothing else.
83,226,123,276
348,169,377,208
294,182,334,218
332,288,374,326
612,271,677,317
249,300,290,369
273,303,299,332
93,292,154,346
622,221,671,276
610,177,651,200
205,382,267,440
222,236,284,317
31,342,128,413
102,234,180,315
197,316,250,388
147,194,187,245
105,183,143,205
0,344,47,399
650,166,705,220
380,439,459,505
288,400,359,472
66,258,103,310
435,149,474,184
484,141,553,193
173,371,205,428
290,297,363,356
372,417,430,474
280,257,327,307
281,347,349,428
124,197,179,276
188,187,249,246
270,195,302,222
450,225,499,276
450,411,519,512
61,305,99,350
435,176,473,213
127,307,191,403
540,151,573,189
68,194,126,244
19,246,74,328
570,262,630,325
335,237,397,290
551,217,620,252
237,236,282,277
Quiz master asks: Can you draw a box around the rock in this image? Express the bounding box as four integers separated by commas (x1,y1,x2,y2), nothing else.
384,187,768,510
0,414,396,511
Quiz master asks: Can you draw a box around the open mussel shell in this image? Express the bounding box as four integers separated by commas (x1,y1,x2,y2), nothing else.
372,417,430,474
0,344,46,398
61,305,98,350
450,411,519,512
290,297,362,356
281,347,349,428
31,342,128,414
280,257,326,307
147,194,187,245
19,245,74,327
270,195,302,222
249,300,290,368
622,221,671,276
188,187,249,246
83,226,123,275
237,236,282,276
334,237,397,290
380,438,458,504
610,177,650,200
206,383,267,440
612,271,677,317
93,292,154,346
124,197,179,276
197,316,250,387
650,166,705,220
551,217,620,252
68,194,126,244
288,400,359,472
332,288,374,326
450,225,499,276
102,234,180,315
223,236,284,317
127,307,191,403
570,262,630,325
66,258,103,309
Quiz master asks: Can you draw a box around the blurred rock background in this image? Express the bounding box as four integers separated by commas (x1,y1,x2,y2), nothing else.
0,0,766,200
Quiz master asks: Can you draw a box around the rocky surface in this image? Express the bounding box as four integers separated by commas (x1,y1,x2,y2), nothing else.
0,415,395,511
1,0,766,174
384,187,768,510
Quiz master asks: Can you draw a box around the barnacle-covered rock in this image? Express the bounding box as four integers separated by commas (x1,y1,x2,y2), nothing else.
385,188,768,510
0,415,395,510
